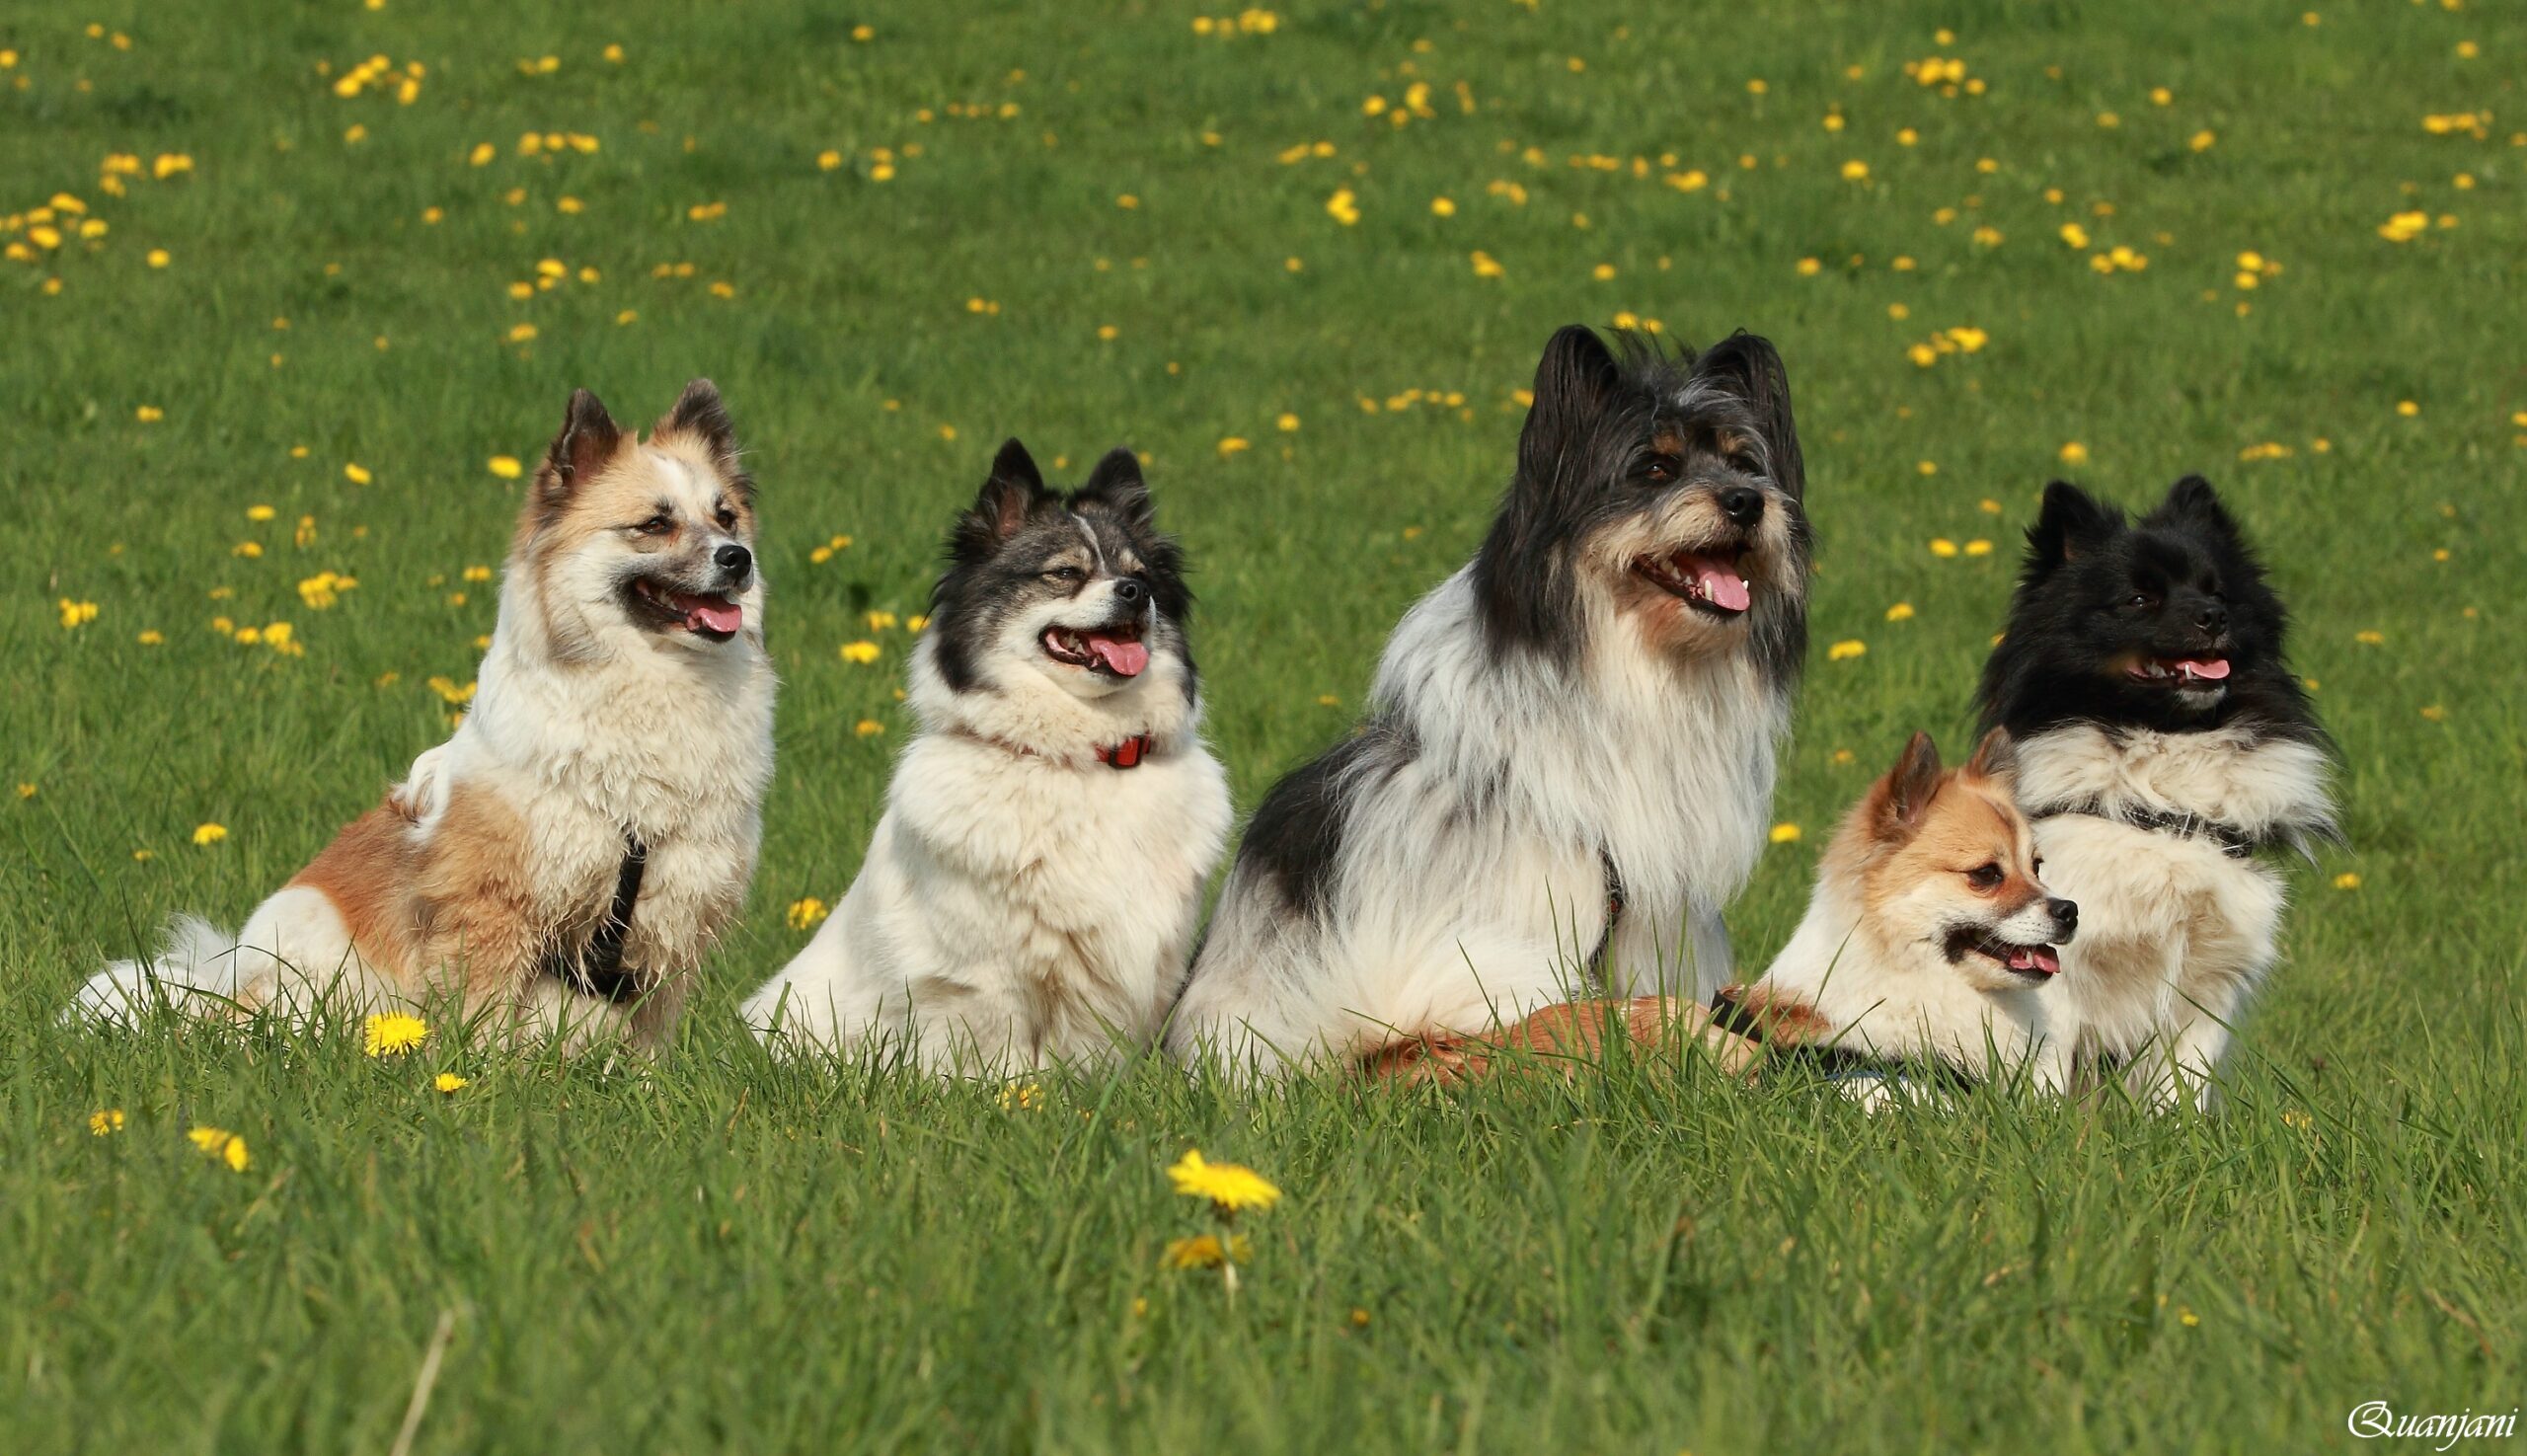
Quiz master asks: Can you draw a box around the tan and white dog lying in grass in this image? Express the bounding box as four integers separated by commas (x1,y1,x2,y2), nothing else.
1715,729,2079,1097
71,382,775,1051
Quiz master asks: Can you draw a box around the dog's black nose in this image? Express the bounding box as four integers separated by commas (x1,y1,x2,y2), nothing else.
1717,485,1765,528
2193,602,2227,635
715,543,752,579
1111,576,1148,607
2048,898,2079,938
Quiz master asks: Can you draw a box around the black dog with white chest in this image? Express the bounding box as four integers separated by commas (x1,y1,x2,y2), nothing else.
1976,477,2337,1107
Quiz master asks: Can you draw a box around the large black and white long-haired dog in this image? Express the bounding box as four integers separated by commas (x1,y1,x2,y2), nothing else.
1976,477,2336,1108
1170,325,1808,1080
744,441,1231,1072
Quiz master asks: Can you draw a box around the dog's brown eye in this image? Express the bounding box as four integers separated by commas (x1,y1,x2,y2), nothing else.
635,514,673,536
1044,565,1085,584
715,507,736,529
1643,457,1677,484
1966,863,2004,890
1727,452,1760,474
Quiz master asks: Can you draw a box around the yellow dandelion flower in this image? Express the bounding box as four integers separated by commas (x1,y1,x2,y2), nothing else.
998,1082,1042,1111
1885,602,1915,622
1930,538,1959,558
488,455,522,479
1964,539,1994,557
1840,159,1869,182
2396,400,2419,418
189,1125,250,1172
90,1109,125,1136
1217,436,1251,459
2354,630,2384,646
855,719,884,738
788,896,831,931
1168,1149,1281,1213
345,463,372,485
2419,704,2447,723
14,783,33,800
2059,442,2090,466
840,641,881,663
1796,257,1822,276
58,598,100,629
1826,640,1867,661
1276,413,1301,432
2334,873,2361,890
433,1072,469,1094
191,822,227,846
362,1011,429,1057
1769,823,1801,844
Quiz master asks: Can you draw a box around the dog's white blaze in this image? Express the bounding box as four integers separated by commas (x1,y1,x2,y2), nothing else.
1171,562,1792,1078
2015,724,2336,1108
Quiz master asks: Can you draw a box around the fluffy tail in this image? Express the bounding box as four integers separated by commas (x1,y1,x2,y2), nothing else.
69,916,243,1026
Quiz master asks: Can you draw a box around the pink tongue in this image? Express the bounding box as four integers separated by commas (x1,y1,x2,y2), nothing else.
678,595,742,635
1691,561,1752,612
2009,948,2062,975
1085,635,1149,676
2176,657,2231,680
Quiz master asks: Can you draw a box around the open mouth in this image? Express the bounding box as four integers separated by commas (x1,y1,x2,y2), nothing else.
1041,621,1150,677
2126,655,2232,689
1946,926,2063,980
1635,548,1753,618
629,576,743,642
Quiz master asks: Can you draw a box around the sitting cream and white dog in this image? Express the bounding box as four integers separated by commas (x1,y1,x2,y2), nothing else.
72,382,777,1051
742,440,1229,1073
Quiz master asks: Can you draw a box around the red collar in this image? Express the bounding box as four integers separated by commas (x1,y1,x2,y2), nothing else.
949,727,1159,771
1095,734,1155,770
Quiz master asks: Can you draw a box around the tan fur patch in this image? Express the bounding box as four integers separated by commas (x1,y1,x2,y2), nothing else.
287,805,423,975
1362,996,1757,1086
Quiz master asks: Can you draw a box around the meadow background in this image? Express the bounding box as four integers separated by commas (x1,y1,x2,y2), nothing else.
6,1,2523,1450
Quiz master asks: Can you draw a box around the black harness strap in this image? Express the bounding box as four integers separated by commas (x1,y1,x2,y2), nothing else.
1585,849,1626,980
545,835,649,1003
1707,993,1979,1095
2033,799,2259,859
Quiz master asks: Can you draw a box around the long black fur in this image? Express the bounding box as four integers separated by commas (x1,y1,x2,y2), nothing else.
1975,477,2322,745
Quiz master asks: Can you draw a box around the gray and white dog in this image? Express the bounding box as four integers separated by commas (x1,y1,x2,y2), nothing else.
1170,325,1810,1080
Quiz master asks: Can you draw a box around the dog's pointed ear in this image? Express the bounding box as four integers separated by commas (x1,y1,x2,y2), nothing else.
2025,480,2119,575
1964,727,2017,786
1075,447,1154,528
1876,730,1945,837
2151,474,2243,546
1516,325,1624,491
655,378,754,503
1694,331,1805,506
537,389,622,509
952,438,1050,564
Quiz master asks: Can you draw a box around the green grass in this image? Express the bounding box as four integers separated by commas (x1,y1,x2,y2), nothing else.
7,1,2524,1449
